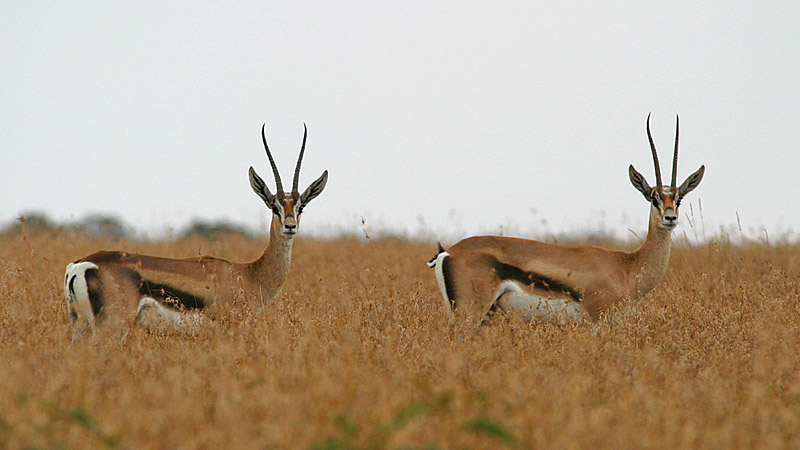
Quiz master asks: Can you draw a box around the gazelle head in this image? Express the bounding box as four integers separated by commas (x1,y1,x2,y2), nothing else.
629,114,705,231
248,124,328,238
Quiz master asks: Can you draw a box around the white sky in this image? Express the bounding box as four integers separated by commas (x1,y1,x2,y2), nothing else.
2,2,798,242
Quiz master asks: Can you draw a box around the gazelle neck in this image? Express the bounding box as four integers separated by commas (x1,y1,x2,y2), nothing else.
629,206,674,299
246,215,294,298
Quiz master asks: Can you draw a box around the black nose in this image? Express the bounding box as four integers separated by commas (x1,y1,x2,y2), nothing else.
665,215,677,222
285,223,297,231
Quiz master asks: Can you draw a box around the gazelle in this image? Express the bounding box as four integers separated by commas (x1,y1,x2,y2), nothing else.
428,115,704,324
63,124,328,343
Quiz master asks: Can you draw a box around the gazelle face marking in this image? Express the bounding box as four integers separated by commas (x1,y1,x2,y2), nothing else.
270,192,300,238
629,114,705,232
248,124,329,240
649,186,679,229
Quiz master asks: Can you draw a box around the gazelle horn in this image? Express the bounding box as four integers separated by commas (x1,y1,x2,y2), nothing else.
292,123,308,194
646,113,663,187
261,124,284,194
671,115,679,188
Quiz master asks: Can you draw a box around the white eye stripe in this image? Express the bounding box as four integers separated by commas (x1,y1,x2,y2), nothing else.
271,199,305,218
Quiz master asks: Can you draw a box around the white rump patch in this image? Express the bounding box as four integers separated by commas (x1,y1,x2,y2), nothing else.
64,261,99,343
431,251,452,314
494,280,587,324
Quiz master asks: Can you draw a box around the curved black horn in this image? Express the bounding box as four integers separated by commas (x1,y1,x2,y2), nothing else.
292,123,307,193
646,113,663,187
671,115,679,188
261,124,284,193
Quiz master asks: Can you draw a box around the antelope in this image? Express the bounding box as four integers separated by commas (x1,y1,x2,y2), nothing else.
63,124,328,343
428,115,705,324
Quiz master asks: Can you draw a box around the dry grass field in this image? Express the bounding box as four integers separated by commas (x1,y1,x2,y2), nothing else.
1,228,799,449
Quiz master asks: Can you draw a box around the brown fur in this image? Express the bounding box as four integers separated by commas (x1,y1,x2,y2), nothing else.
73,206,294,327
64,124,328,340
442,201,675,322
436,116,705,324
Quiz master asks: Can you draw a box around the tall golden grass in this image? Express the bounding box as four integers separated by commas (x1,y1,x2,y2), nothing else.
1,228,799,449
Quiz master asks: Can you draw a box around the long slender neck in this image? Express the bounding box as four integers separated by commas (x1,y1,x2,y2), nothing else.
628,206,673,299
245,216,294,301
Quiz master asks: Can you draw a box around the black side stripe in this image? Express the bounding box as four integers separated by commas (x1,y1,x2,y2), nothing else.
125,269,206,310
490,258,581,301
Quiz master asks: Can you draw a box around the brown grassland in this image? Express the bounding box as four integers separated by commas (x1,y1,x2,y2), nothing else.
1,228,799,449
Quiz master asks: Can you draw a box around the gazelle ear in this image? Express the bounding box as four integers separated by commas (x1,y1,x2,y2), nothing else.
249,166,274,204
299,170,328,205
678,165,705,197
628,164,652,200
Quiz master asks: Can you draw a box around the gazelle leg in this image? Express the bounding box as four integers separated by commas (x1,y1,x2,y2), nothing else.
66,296,96,344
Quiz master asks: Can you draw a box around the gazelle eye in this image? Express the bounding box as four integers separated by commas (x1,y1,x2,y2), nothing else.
271,205,281,215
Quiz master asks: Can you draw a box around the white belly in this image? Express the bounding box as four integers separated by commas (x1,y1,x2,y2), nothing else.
494,281,587,324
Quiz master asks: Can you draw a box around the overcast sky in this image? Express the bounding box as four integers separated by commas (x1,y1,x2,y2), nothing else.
2,2,798,242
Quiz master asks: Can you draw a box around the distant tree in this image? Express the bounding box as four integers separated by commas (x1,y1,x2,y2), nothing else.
180,219,250,240
1,212,59,235
75,214,131,239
